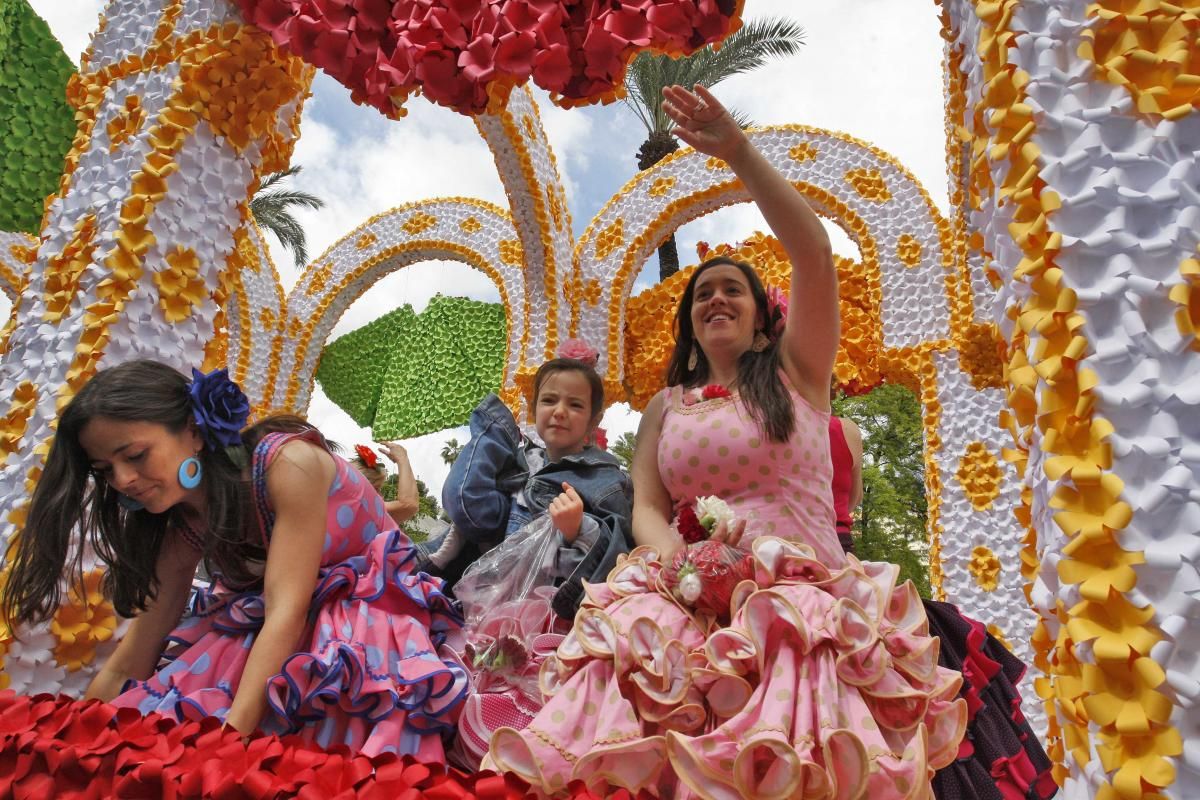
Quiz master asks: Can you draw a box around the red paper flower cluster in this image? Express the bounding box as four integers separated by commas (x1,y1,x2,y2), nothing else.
0,692,535,799
236,0,744,116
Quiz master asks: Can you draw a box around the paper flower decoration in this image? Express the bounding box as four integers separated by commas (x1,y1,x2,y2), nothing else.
317,296,507,439
236,0,743,116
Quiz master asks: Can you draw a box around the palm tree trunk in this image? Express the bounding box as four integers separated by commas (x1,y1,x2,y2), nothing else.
638,131,682,281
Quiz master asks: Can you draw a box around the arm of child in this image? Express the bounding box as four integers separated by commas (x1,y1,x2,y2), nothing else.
222,439,334,735
85,531,201,701
382,441,420,525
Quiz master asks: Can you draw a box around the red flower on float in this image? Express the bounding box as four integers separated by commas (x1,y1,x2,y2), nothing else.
354,444,379,468
592,427,608,450
236,0,743,116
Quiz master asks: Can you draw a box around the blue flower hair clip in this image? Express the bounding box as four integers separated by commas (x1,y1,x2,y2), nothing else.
188,368,250,449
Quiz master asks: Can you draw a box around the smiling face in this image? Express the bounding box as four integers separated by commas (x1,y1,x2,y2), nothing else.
534,369,598,461
689,263,763,359
79,417,204,514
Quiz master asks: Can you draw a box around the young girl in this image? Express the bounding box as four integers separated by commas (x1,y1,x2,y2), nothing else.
351,441,421,527
432,346,633,767
426,347,633,619
0,361,466,760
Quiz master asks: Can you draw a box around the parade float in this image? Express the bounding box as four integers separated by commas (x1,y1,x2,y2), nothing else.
0,0,1196,797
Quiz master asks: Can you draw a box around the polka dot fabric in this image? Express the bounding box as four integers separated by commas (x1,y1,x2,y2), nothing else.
112,432,468,761
657,380,842,567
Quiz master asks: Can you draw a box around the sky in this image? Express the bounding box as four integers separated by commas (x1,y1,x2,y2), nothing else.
22,0,948,498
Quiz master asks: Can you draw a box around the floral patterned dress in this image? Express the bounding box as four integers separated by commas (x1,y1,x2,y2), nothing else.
113,431,468,761
487,381,968,799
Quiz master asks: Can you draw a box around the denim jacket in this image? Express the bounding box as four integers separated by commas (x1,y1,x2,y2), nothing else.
442,394,633,619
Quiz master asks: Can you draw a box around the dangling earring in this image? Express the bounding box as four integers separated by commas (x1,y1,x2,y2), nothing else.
177,456,203,489
751,331,770,352
687,346,699,371
118,493,144,511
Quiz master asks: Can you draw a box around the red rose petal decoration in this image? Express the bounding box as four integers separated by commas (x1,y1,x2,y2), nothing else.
235,0,744,116
701,384,730,400
0,691,531,798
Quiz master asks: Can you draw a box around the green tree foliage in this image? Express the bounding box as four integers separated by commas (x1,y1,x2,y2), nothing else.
610,431,637,472
440,438,463,466
833,384,931,598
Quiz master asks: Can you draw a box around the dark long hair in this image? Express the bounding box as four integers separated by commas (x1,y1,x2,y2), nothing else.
1,360,316,627
665,256,795,443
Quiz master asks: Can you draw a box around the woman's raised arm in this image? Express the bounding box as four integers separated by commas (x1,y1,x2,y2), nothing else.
663,84,839,408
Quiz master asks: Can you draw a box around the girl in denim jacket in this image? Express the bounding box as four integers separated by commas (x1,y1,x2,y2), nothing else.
429,349,632,768
426,350,633,620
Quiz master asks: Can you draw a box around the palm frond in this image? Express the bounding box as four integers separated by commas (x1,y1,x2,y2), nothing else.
249,165,324,269
620,17,804,135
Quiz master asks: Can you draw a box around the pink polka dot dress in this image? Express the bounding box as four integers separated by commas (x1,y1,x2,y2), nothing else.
113,432,468,761
488,382,967,798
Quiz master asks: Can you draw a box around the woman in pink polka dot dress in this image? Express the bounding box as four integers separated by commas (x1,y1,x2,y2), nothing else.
487,86,967,798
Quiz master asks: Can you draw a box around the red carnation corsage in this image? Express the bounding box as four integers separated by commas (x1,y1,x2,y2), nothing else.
701,384,732,400
354,444,379,468
676,503,707,544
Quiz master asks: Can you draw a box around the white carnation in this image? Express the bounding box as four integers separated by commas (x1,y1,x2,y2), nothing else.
695,496,734,532
678,571,703,604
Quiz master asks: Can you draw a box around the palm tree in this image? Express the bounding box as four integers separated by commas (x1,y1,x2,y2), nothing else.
249,165,324,269
623,18,805,280
440,438,463,465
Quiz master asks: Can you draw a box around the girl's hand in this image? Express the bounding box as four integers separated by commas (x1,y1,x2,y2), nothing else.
549,482,584,542
661,84,748,163
380,441,409,465
707,517,747,549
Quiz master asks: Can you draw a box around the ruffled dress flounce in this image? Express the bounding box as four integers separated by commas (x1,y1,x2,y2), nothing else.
489,538,967,799
112,432,468,761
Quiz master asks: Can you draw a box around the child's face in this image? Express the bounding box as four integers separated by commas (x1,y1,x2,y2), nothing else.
535,370,596,459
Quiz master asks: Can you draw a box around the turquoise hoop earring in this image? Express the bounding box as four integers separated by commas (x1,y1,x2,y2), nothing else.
178,456,202,489
118,493,144,511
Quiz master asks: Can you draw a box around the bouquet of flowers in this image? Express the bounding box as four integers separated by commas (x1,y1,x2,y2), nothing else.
662,496,754,619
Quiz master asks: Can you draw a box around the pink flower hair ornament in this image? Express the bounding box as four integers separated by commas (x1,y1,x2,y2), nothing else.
557,338,599,369
766,286,788,341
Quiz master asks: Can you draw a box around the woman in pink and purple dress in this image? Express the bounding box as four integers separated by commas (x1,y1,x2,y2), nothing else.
1,361,466,760
487,86,968,798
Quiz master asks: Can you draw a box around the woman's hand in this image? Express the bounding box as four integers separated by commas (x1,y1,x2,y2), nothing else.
661,84,749,163
707,517,747,549
549,482,584,542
